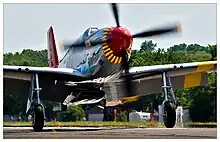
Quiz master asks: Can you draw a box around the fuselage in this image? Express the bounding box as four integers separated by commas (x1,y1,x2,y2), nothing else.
58,26,132,80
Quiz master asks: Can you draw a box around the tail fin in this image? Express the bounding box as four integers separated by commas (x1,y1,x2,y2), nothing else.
47,26,59,68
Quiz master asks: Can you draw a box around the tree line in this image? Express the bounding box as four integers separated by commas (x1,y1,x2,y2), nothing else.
3,40,217,122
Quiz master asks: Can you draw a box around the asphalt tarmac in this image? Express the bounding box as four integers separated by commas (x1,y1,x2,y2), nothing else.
3,127,217,139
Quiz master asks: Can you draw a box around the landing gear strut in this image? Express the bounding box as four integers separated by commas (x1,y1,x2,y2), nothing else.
26,74,45,132
161,72,179,128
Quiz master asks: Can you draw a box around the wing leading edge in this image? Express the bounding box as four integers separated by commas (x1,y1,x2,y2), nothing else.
3,65,90,81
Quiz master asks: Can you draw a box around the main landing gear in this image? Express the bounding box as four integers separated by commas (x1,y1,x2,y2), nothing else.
26,74,45,132
161,72,179,128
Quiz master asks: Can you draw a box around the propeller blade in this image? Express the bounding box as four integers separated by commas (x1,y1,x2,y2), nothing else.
132,24,182,38
59,38,112,52
121,49,133,98
57,41,70,53
111,3,120,27
73,38,112,47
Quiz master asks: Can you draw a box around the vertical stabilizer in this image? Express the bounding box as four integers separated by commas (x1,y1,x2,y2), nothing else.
47,26,59,68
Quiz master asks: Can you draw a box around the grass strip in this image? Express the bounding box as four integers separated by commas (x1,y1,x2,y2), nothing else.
3,121,163,128
3,121,216,128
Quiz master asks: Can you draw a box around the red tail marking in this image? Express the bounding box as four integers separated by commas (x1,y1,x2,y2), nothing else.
47,26,59,68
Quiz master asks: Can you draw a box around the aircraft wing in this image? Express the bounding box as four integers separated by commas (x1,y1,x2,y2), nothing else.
103,61,217,105
3,65,89,102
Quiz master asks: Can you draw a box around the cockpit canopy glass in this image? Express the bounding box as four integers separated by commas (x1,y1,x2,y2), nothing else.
82,27,99,40
73,27,99,46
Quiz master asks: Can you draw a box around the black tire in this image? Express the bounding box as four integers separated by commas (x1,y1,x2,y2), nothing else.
32,105,44,132
163,102,176,128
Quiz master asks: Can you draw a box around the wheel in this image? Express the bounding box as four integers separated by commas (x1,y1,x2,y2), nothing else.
163,102,176,128
32,104,44,132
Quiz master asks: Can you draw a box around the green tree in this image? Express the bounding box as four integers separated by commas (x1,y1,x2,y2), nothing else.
206,44,217,60
117,111,126,122
67,105,85,121
188,73,216,122
168,43,187,52
140,40,157,52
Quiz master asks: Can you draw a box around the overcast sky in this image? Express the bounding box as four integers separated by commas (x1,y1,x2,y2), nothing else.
3,3,216,55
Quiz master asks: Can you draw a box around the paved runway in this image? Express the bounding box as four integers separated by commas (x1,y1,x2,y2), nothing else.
3,127,217,139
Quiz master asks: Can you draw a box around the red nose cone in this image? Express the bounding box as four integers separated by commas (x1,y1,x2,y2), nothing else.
109,27,132,56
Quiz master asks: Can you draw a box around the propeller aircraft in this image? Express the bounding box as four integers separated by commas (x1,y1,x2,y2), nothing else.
3,3,217,131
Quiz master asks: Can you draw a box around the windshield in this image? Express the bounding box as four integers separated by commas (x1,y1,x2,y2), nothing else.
83,27,99,39
89,28,98,35
75,27,99,44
